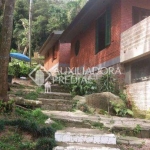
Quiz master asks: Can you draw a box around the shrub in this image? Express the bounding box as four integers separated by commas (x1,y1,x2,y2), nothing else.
24,91,38,100
36,138,56,150
8,59,32,77
110,101,133,117
0,100,14,114
19,142,36,150
0,120,5,132
4,119,55,138
56,74,97,96
97,73,117,94
15,108,48,125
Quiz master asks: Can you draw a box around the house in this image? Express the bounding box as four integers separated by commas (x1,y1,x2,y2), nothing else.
60,0,150,111
39,31,71,73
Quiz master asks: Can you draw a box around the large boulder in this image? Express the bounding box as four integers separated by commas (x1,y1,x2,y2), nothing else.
86,92,125,114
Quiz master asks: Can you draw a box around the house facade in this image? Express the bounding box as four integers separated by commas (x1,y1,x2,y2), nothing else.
60,0,150,111
39,31,70,73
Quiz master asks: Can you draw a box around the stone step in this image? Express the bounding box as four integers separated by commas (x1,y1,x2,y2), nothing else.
43,110,150,139
51,85,69,93
55,127,116,145
54,143,120,150
39,92,72,100
38,98,73,111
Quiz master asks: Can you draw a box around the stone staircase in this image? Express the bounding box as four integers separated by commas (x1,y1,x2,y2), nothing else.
53,127,120,150
38,85,72,112
11,83,148,149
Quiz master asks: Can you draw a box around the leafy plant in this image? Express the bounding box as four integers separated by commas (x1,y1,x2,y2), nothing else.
0,100,14,114
57,74,97,96
97,73,117,94
110,101,133,117
133,124,142,134
15,108,48,125
119,92,128,105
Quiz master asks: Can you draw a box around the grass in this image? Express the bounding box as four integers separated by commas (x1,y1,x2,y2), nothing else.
0,108,64,150
14,87,44,100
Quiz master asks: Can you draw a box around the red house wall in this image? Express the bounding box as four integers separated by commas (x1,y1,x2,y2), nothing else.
70,0,150,69
44,42,70,71
44,42,59,71
59,43,71,65
70,0,121,69
121,0,150,32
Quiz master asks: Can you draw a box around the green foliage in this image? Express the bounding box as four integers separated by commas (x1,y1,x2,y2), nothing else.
12,0,87,53
4,119,55,138
57,74,97,96
19,142,36,150
0,108,57,150
71,100,79,111
9,59,32,77
50,121,64,131
0,100,14,114
0,120,5,132
97,73,116,94
133,124,142,134
24,91,39,100
0,133,23,150
110,101,133,117
36,138,56,150
15,108,48,125
91,122,104,130
119,92,128,105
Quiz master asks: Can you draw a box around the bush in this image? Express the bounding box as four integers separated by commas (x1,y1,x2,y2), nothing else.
36,138,56,150
56,74,97,96
24,91,38,100
15,108,48,125
0,100,14,114
4,119,55,138
0,120,5,132
8,59,32,77
97,73,117,94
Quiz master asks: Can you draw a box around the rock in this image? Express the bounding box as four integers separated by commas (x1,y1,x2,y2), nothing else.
86,92,125,114
73,95,86,106
45,118,55,124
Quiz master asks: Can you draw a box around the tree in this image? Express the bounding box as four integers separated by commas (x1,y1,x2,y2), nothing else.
0,0,16,102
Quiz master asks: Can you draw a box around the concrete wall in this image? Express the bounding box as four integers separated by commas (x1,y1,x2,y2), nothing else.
70,0,121,69
120,0,150,110
126,81,150,111
120,16,150,63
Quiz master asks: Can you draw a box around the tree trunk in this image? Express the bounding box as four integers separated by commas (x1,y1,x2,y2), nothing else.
0,0,2,7
23,45,29,55
0,0,15,102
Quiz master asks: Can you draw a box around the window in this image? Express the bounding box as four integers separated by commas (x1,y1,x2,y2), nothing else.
95,6,111,54
131,57,150,83
132,7,150,25
74,40,80,56
52,46,57,60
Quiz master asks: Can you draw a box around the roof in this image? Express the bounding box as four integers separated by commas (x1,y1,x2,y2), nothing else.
39,31,63,55
60,0,112,43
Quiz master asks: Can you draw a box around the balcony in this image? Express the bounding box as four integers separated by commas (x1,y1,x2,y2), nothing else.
120,16,150,63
